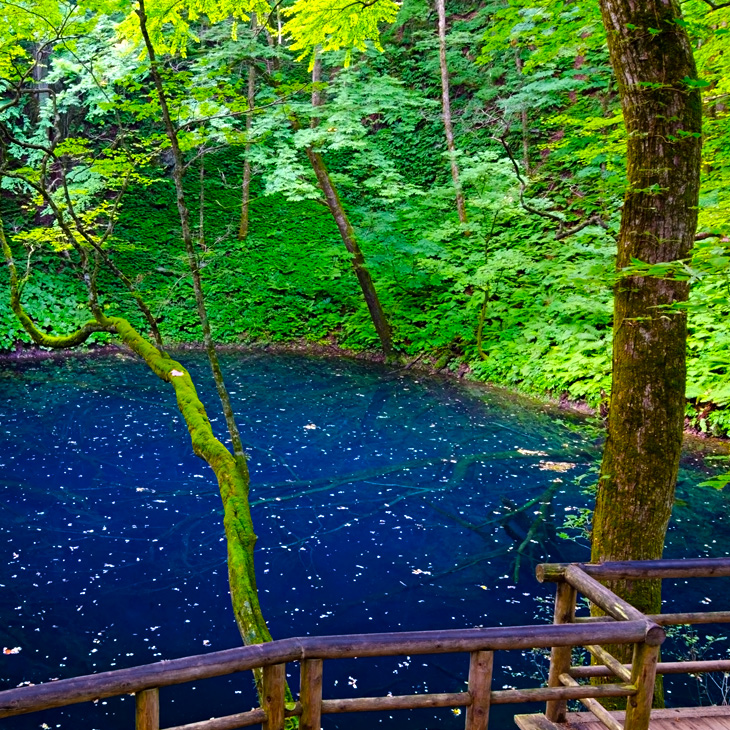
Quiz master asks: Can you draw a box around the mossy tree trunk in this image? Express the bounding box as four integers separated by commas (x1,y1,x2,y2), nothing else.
135,0,279,697
591,0,702,617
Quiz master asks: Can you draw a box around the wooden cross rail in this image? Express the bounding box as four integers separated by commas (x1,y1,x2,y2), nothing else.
574,611,730,625
570,659,730,679
157,677,638,730
536,557,730,583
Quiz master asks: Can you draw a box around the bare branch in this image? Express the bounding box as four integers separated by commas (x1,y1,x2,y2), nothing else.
496,129,609,239
695,231,728,241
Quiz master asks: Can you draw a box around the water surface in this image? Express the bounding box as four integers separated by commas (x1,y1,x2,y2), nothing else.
0,354,728,728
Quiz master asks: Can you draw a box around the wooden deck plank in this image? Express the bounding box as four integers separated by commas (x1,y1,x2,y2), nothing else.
515,707,730,730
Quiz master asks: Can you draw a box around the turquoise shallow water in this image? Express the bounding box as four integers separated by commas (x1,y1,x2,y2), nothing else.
0,353,728,729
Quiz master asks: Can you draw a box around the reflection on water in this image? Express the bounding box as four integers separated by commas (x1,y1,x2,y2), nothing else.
0,353,727,728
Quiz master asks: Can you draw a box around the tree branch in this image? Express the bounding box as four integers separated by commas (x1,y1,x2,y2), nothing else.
496,130,609,239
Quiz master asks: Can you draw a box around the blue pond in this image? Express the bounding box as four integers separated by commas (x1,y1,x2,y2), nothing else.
0,353,728,729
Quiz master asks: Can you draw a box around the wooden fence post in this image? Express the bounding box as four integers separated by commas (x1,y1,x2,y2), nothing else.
624,640,660,730
300,659,323,730
465,650,493,730
262,664,286,730
545,580,577,722
135,688,159,730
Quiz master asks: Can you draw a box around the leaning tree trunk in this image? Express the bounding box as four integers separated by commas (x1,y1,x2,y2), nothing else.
136,1,279,700
591,0,702,616
304,56,395,359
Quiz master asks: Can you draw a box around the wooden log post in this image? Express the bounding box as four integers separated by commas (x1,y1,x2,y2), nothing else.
299,659,323,730
136,688,160,730
624,640,661,730
465,650,493,730
262,664,286,730
545,581,577,722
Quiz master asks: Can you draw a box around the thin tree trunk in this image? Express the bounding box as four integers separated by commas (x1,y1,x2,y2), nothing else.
136,0,275,686
31,43,51,126
435,0,466,224
304,55,395,359
199,155,205,248
591,0,702,653
238,17,257,241
514,48,529,174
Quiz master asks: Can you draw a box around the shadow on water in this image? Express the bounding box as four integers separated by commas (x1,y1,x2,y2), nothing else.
0,353,728,729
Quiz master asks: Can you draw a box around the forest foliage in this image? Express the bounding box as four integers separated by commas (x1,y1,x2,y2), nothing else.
0,0,729,433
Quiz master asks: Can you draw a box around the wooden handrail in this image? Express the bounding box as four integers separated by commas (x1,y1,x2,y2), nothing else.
571,658,730,679
0,621,656,719
574,610,730,625
535,557,730,730
554,565,654,624
537,558,730,583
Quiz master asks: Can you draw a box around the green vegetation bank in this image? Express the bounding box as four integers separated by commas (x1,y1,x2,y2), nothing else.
1,0,728,437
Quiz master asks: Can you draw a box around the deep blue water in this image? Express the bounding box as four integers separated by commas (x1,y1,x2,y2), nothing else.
0,353,729,729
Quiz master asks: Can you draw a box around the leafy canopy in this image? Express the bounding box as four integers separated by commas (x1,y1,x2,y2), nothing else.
116,0,399,64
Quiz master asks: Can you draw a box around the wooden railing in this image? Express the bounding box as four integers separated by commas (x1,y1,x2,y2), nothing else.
2,557,730,730
535,557,730,730
0,621,655,730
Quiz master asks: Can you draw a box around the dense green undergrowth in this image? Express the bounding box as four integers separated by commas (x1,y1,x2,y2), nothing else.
2,144,729,438
1,0,729,437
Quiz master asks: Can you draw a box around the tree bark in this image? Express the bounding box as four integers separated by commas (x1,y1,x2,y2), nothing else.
435,0,467,224
591,0,702,620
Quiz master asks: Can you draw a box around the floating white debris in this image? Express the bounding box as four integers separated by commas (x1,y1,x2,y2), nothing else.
3,647,21,655
303,424,317,430
537,461,575,472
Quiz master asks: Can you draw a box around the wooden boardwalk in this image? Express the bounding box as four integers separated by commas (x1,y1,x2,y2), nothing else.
516,707,730,730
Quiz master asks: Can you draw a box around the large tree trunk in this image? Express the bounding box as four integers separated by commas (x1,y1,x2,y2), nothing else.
591,0,702,615
435,0,466,224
